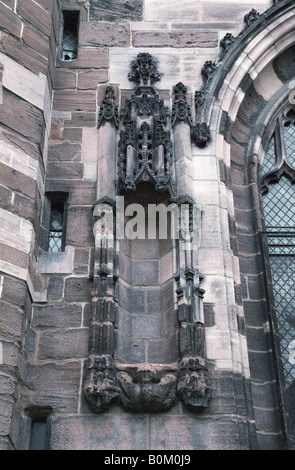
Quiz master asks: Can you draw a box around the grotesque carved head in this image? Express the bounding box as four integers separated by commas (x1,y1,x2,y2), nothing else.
177,357,212,412
192,122,210,147
84,355,120,413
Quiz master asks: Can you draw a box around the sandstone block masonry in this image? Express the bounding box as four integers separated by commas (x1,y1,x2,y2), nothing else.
0,0,290,451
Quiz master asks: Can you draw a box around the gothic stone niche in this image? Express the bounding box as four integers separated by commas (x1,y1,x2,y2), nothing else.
84,53,211,414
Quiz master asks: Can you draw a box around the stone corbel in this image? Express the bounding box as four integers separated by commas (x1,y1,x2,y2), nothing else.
84,354,120,413
117,364,178,413
177,357,212,412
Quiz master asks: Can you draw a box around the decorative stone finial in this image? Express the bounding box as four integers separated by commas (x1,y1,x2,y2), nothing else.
171,82,193,128
128,52,161,86
97,86,119,129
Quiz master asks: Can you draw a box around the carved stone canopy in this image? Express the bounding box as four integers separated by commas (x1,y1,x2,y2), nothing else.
118,53,174,195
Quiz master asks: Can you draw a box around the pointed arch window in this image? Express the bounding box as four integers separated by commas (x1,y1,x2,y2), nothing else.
260,109,295,448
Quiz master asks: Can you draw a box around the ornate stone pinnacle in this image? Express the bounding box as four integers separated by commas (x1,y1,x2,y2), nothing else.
128,53,161,86
171,82,193,128
97,86,119,129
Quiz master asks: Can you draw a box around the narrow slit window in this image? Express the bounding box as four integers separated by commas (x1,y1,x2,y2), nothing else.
29,418,49,450
26,408,52,450
62,10,79,61
47,193,68,252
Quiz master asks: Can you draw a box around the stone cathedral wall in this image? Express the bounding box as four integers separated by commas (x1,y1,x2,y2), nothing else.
0,0,290,450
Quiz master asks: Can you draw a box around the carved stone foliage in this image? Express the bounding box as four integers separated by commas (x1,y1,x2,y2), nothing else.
97,86,119,129
244,9,261,27
219,33,236,61
177,357,212,412
118,53,174,194
118,365,178,413
84,355,120,413
128,52,161,86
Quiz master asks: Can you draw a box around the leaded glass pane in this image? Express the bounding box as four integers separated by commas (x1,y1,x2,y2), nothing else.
263,176,295,447
50,208,63,231
48,206,64,252
48,232,63,252
263,177,295,229
62,31,78,61
62,11,79,61
284,122,295,168
262,135,276,176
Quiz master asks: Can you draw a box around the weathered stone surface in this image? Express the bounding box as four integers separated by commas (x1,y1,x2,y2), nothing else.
38,328,89,360
145,0,200,22
17,0,51,36
0,89,44,144
46,162,83,179
53,90,96,112
22,23,50,58
90,0,143,22
64,112,96,127
0,32,47,75
57,47,109,69
202,2,264,23
0,185,12,210
78,70,108,89
0,373,17,398
66,206,94,246
65,277,92,302
0,397,13,436
132,260,159,286
79,22,130,47
0,301,23,340
24,362,81,413
132,31,218,48
33,304,83,328
53,70,77,90
48,141,82,162
131,315,162,339
0,241,28,270
12,193,35,221
0,3,22,38
149,416,242,450
1,276,27,306
74,248,90,274
50,415,147,450
0,127,40,161
47,276,64,301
